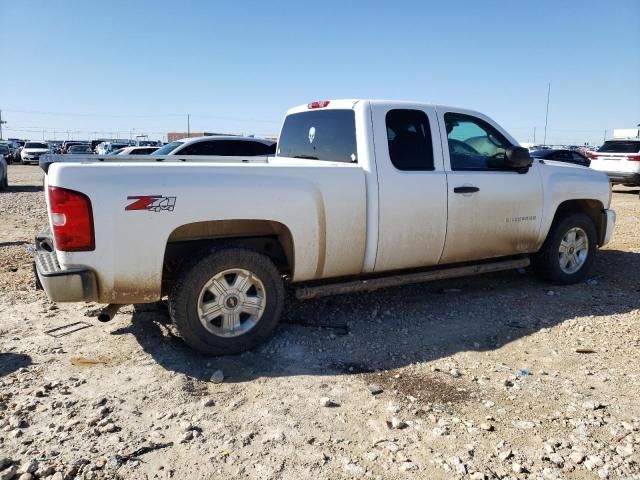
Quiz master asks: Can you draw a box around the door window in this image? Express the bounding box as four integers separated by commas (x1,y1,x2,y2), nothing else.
444,113,513,171
385,109,434,171
546,151,569,161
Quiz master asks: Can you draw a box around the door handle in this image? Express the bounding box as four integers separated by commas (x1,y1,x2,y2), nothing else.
454,186,480,194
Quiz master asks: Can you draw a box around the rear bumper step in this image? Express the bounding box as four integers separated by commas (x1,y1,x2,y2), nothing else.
295,257,530,300
34,226,98,302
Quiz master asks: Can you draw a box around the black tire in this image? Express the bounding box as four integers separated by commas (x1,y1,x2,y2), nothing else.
169,247,285,355
532,213,597,285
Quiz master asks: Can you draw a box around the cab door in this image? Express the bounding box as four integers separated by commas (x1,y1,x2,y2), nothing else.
436,109,543,264
372,104,448,272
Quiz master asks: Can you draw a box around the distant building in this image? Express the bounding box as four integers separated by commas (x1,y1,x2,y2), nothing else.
167,132,231,142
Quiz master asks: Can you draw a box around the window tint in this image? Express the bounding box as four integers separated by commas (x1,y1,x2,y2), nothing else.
597,140,640,153
176,140,272,156
277,110,357,163
252,142,276,156
547,150,570,161
385,109,434,171
444,113,512,171
571,152,587,162
225,140,259,156
25,142,49,149
178,141,226,155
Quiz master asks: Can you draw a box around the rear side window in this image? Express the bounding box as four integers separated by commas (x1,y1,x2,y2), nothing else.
277,110,357,163
385,109,434,171
598,141,640,153
178,141,228,155
252,142,276,156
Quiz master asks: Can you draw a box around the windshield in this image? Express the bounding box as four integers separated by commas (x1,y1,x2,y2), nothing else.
0,145,9,153
598,140,640,153
25,142,49,149
154,141,183,155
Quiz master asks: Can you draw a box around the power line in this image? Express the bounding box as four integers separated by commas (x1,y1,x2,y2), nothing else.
3,109,280,124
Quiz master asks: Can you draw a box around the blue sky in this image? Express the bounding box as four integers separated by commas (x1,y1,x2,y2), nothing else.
1,0,639,144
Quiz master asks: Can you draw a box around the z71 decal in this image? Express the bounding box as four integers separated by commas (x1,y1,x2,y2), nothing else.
125,195,176,212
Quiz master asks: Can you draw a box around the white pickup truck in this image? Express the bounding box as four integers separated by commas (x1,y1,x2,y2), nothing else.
35,99,616,355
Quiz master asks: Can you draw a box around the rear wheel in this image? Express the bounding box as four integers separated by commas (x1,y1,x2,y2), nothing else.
532,213,597,284
169,248,285,355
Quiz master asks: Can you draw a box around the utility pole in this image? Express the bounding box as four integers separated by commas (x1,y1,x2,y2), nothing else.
543,83,551,146
187,114,190,138
0,110,6,140
533,126,536,144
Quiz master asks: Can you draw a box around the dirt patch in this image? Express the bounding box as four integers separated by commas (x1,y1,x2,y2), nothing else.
370,369,473,405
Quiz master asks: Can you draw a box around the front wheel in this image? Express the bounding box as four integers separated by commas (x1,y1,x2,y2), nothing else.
532,213,597,285
169,248,285,355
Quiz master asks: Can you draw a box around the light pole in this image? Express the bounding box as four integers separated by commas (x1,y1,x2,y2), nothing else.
0,110,6,140
543,83,551,146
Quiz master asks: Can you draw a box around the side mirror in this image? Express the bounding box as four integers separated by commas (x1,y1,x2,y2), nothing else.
504,146,533,170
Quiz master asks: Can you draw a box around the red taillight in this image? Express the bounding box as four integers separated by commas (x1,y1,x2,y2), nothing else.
307,100,330,109
627,155,640,161
48,186,95,251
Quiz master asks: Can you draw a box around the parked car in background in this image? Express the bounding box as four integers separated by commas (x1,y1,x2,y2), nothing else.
0,143,12,166
61,141,88,154
0,142,14,164
0,153,7,189
13,141,26,163
153,136,276,156
111,146,159,155
588,139,640,186
21,142,51,165
530,149,590,167
67,144,94,155
96,142,133,155
48,141,63,153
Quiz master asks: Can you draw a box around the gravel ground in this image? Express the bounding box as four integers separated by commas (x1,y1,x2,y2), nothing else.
0,165,639,480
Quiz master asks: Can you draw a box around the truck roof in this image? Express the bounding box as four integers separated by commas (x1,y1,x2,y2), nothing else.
286,99,487,119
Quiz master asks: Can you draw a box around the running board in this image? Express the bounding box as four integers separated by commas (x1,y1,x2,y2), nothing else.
295,257,530,301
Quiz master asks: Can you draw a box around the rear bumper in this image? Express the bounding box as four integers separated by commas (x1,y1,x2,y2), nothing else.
34,226,98,302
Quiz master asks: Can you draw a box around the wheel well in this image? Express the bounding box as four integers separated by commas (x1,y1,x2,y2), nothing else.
552,199,605,245
161,220,294,294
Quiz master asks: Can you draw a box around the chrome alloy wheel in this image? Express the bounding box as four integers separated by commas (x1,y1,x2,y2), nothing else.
197,268,266,338
558,227,589,274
